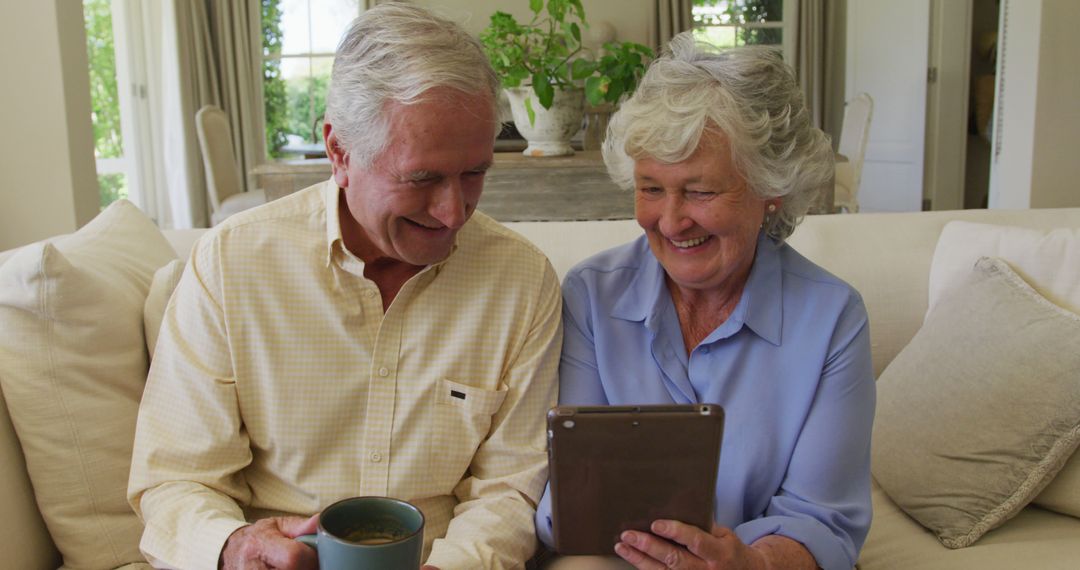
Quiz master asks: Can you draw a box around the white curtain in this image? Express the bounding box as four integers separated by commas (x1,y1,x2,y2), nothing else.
650,0,694,54
148,0,263,229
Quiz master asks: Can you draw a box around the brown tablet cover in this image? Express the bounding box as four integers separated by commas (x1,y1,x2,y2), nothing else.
547,404,724,555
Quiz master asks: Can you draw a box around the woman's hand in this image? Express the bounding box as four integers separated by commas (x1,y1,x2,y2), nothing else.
614,520,765,570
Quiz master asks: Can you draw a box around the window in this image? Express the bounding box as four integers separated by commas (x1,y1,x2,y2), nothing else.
84,0,156,215
84,0,127,209
262,0,362,158
692,0,796,62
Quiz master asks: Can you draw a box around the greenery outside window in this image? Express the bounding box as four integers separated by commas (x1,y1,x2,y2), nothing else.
262,0,362,158
85,0,127,209
692,0,796,62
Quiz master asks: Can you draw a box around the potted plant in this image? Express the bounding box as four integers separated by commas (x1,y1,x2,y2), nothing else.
480,0,653,156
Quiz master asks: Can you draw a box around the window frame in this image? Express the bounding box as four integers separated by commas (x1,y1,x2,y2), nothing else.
691,0,798,62
261,0,364,154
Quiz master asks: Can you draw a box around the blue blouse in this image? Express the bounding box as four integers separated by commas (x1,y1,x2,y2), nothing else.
535,232,875,570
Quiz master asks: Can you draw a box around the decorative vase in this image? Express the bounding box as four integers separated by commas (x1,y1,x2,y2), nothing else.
504,87,585,157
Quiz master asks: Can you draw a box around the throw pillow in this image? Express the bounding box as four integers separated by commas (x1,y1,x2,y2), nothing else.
873,257,1080,549
144,259,185,358
0,200,176,568
928,221,1080,516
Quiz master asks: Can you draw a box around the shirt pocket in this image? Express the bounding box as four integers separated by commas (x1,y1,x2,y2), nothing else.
427,378,508,484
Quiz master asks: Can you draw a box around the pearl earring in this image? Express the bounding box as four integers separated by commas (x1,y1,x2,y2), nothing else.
767,203,777,213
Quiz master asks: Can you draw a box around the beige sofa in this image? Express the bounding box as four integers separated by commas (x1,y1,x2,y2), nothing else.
1,204,1078,569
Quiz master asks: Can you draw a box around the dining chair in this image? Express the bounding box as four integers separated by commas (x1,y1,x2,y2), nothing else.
194,105,266,225
833,93,874,213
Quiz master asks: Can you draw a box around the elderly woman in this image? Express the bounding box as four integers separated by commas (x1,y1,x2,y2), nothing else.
534,34,875,570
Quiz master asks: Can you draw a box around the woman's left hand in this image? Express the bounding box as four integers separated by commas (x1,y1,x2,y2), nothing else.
614,520,766,570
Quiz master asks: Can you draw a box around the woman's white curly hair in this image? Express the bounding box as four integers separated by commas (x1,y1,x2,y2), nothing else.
602,32,834,240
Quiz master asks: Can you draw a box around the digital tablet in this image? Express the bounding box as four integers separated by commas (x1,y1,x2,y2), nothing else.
547,404,724,555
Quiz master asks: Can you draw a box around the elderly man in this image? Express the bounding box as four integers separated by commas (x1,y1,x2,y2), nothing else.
127,4,561,569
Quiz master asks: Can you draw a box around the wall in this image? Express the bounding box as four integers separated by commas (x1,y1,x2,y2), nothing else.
1028,0,1080,208
0,0,99,251
990,0,1080,209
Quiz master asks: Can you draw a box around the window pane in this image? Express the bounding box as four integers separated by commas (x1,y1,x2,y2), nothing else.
98,173,128,210
84,0,124,161
279,0,311,56
310,0,362,53
693,0,783,25
740,27,782,47
693,26,738,49
280,57,332,147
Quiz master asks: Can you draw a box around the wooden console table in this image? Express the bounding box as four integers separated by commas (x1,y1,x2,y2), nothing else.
250,151,633,222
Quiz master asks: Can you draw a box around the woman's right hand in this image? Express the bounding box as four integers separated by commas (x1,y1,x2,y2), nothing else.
614,520,765,570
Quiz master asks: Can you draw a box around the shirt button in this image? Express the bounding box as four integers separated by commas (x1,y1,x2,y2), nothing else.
702,346,710,354
370,451,382,462
365,289,377,298
378,367,389,377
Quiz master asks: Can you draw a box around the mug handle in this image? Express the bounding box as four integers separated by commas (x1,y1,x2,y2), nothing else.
295,534,317,549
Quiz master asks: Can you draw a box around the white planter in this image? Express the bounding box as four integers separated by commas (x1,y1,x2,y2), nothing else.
505,87,585,157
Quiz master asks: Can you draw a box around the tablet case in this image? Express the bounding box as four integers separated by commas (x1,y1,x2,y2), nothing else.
547,404,724,555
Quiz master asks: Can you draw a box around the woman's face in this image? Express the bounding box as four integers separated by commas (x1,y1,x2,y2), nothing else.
634,132,779,294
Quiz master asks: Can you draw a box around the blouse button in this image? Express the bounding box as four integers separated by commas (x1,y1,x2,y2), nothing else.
370,451,382,462
378,367,390,377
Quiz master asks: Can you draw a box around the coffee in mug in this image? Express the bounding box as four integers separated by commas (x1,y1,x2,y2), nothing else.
296,496,425,569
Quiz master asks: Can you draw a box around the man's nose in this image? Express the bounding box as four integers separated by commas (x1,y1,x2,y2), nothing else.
431,178,468,229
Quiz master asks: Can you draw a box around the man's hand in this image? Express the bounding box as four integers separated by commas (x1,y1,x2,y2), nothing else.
614,521,767,570
220,515,320,570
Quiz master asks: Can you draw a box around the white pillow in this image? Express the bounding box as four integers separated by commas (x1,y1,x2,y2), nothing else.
143,259,185,359
928,221,1080,517
0,200,175,568
929,222,1080,315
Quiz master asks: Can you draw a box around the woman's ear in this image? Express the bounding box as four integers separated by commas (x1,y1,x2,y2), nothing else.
324,123,349,188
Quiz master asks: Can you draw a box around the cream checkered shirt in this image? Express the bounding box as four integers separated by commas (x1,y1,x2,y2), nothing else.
128,181,562,569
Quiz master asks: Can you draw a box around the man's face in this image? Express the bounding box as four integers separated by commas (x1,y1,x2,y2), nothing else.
326,87,496,266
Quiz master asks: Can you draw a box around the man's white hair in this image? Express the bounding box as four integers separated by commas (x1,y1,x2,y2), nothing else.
325,2,500,167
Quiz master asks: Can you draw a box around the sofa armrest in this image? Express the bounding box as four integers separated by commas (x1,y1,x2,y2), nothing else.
0,388,61,569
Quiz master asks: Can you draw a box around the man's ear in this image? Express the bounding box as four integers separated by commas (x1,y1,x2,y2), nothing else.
324,123,349,188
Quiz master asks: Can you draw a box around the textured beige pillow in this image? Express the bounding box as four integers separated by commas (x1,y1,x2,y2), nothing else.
928,221,1080,516
0,200,175,568
143,259,185,359
873,257,1080,549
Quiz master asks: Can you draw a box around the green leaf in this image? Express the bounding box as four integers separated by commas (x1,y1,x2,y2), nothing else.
570,22,581,43
533,72,555,109
525,96,537,127
569,0,586,22
607,79,626,104
585,76,609,106
529,0,542,15
571,58,595,80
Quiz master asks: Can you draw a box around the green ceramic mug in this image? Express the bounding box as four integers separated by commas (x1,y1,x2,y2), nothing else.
296,496,425,569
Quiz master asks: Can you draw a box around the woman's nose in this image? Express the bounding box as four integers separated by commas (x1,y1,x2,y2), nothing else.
658,195,693,234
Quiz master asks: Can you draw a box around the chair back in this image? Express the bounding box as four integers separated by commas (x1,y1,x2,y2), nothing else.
837,93,874,198
194,105,242,212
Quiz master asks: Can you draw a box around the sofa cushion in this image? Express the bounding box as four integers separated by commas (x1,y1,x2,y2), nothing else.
0,200,175,568
928,221,1080,517
872,257,1080,548
859,479,1080,570
144,259,185,358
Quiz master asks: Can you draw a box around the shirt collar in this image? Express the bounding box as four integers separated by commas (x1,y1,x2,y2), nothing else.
323,180,343,268
610,231,783,346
